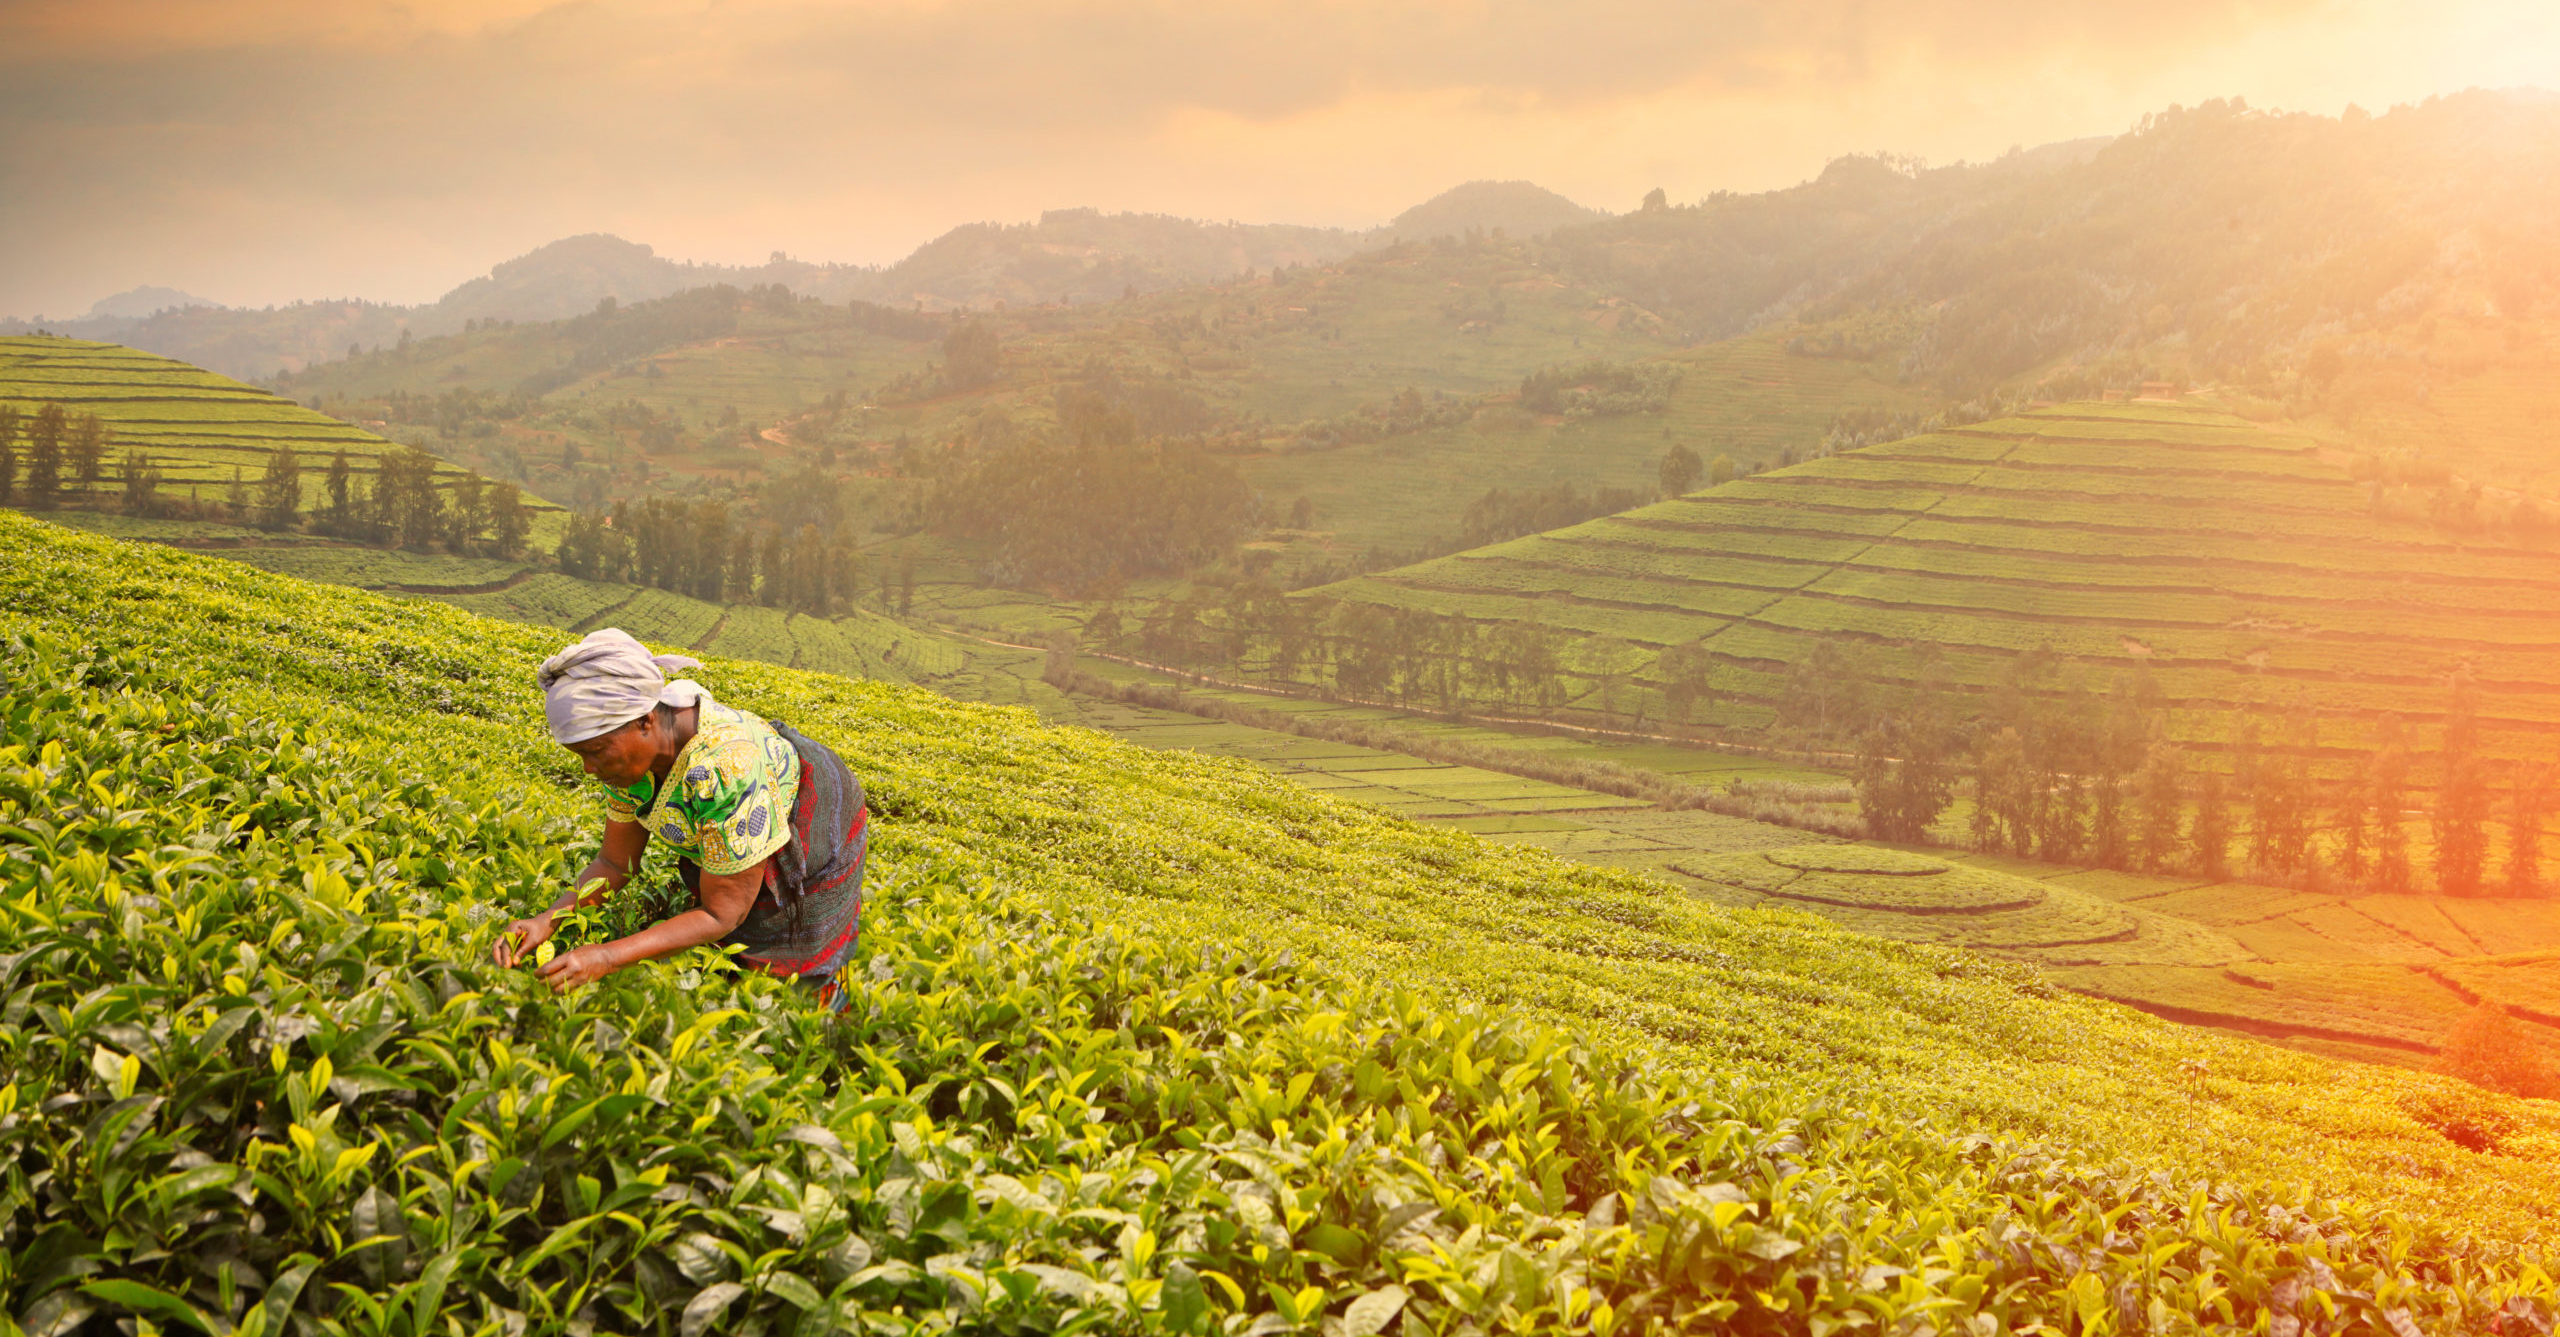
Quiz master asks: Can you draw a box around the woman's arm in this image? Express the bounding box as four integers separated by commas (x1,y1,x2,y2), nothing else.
494,820,650,966
536,857,767,992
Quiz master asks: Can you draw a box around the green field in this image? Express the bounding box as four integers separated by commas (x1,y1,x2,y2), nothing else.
13,508,2560,1333
1319,401,2560,767
0,338,562,532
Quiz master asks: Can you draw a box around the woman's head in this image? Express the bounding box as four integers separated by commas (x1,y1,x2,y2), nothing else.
563,701,680,787
537,628,708,770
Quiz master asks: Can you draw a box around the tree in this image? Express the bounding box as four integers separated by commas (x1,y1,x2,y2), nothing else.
1641,186,1669,213
724,528,757,603
2088,676,2154,871
2332,767,2371,889
2373,716,2414,893
1658,444,1703,497
2130,742,2187,873
2434,675,2489,896
380,448,445,550
254,447,302,531
1708,453,1736,487
2189,771,2232,879
1086,603,1123,649
24,403,65,509
943,318,1002,392
1657,639,1716,728
0,403,17,505
120,450,161,516
489,483,530,558
2508,762,2557,897
2439,1003,2557,1098
323,450,354,534
1855,659,1958,843
66,413,107,489
1970,727,2032,854
446,473,488,552
224,466,248,522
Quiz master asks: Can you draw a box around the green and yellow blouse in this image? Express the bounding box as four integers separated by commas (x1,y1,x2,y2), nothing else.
602,700,802,875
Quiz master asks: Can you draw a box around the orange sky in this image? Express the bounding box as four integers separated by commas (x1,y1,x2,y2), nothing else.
1,0,2555,316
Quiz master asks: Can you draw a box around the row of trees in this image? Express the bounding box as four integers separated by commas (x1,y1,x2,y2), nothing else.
0,403,113,507
241,445,533,557
0,399,536,559
1808,650,2551,896
555,467,874,617
929,373,1257,595
1100,580,2555,897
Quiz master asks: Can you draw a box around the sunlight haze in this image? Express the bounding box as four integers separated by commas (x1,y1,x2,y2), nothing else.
2,0,2554,315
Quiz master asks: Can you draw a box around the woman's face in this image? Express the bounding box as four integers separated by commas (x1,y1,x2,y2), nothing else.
566,713,658,788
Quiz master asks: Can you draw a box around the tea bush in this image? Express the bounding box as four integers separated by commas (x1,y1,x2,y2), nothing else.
5,511,2560,1336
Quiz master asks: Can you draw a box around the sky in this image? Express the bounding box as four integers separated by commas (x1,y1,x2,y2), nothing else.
1,0,2555,319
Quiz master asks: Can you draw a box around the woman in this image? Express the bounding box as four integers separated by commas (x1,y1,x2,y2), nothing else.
494,628,869,1008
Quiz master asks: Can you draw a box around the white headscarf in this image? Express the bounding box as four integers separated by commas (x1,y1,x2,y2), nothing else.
536,628,711,744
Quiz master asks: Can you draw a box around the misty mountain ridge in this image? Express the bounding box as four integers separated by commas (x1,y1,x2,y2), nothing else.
85,286,221,320
5,178,1640,378
1386,180,1608,242
0,110,2142,380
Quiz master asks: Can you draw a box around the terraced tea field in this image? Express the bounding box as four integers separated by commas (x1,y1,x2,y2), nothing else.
21,508,2560,1332
1324,400,2560,768
0,337,556,523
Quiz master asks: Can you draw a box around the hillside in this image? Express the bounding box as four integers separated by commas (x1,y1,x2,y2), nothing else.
1386,180,1610,243
838,208,1367,311
277,237,1929,580
6,509,2560,1332
1539,91,2560,399
1315,399,2560,757
0,336,561,537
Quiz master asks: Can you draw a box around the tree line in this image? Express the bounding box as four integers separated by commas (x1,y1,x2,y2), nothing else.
1791,646,2550,897
0,403,113,509
1095,582,2552,897
927,369,1256,595
0,401,536,558
555,465,869,616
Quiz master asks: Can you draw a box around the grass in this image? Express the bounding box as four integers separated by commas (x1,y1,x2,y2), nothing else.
13,508,2560,1332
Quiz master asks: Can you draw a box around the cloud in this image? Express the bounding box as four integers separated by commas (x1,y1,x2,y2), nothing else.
0,0,2549,315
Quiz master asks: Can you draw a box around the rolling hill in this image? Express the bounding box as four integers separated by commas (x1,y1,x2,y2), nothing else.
0,336,562,534
21,335,2560,1065
6,508,2560,1333
1317,399,2560,767
1384,180,1610,242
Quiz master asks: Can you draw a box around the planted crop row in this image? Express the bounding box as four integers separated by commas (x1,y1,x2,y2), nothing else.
23,513,2560,1330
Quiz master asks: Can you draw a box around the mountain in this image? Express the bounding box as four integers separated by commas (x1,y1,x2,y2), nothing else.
85,285,221,319
4,178,1598,378
829,207,1366,310
431,233,861,327
1537,90,2560,391
1386,179,1610,242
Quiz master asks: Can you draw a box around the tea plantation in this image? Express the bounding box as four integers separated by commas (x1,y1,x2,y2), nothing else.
8,512,2560,1334
1322,400,2560,767
0,339,544,519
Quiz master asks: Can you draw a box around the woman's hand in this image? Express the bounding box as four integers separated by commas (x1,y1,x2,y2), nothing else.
539,942,619,993
493,913,556,967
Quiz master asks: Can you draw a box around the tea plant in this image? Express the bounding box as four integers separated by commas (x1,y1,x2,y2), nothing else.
4,511,2560,1335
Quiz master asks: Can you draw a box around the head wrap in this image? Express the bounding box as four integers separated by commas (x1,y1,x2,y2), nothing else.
536,627,711,744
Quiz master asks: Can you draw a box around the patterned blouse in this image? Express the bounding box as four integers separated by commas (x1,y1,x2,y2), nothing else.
603,701,802,875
